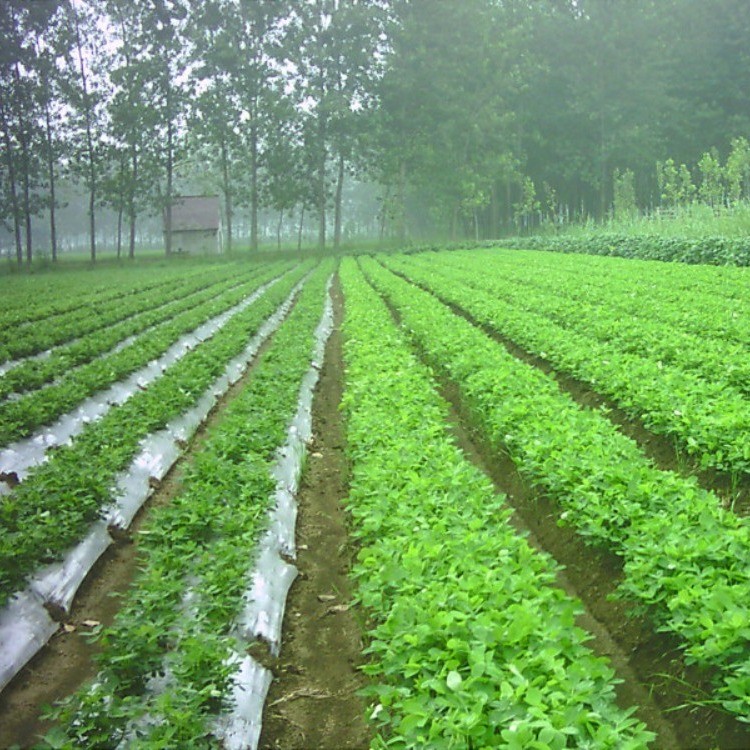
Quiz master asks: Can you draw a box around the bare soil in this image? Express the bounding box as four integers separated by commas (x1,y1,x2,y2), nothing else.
260,276,370,750
0,317,286,749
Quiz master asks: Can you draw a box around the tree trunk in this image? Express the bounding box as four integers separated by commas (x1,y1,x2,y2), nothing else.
116,204,123,258
379,184,390,241
333,152,345,251
277,209,283,251
164,86,174,256
73,10,97,262
297,204,305,252
220,136,232,253
450,203,459,241
0,89,23,266
250,119,258,253
13,64,33,265
19,132,32,266
490,182,499,238
398,160,407,243
44,102,58,262
599,112,607,219
129,143,137,259
505,179,512,228
317,107,327,251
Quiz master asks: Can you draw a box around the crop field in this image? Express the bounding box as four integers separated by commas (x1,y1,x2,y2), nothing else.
1,250,750,749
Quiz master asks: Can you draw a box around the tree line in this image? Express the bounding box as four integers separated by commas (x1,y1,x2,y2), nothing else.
2,0,749,263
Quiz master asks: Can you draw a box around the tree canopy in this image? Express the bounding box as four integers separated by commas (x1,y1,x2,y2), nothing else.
1,0,749,259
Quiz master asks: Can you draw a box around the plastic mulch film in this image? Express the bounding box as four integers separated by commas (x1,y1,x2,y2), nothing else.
0,347,53,378
0,333,140,401
214,653,273,750
0,275,283,492
106,278,305,532
0,590,58,692
0,278,304,693
29,521,112,619
224,275,335,749
237,540,298,657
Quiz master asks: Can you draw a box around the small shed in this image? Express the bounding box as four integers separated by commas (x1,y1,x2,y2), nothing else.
166,196,223,254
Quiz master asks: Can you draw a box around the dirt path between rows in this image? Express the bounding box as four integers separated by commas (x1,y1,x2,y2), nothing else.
0,304,293,749
260,277,370,750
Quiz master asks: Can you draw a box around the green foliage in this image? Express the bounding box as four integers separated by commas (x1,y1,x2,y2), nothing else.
369,252,750,724
45,263,334,747
0,268,249,396
513,176,540,231
0,263,290,445
726,137,750,204
612,169,637,220
498,233,750,266
340,258,654,748
697,150,725,208
0,261,311,605
391,248,750,480
656,159,695,208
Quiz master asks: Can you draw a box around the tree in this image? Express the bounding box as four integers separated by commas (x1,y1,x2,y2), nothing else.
697,150,725,209
0,2,23,265
726,137,750,205
0,0,62,265
52,0,110,262
613,168,638,221
287,0,385,250
374,0,528,240
657,159,695,209
104,0,161,259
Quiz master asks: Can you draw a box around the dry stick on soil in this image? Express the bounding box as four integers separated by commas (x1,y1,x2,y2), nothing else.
260,276,370,750
0,303,295,750
372,268,750,750
385,262,750,515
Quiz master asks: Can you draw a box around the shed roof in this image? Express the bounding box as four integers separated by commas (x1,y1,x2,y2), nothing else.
169,196,220,232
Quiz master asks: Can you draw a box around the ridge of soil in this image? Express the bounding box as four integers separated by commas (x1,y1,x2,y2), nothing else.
259,276,370,750
385,262,750,514
367,264,750,750
0,296,297,749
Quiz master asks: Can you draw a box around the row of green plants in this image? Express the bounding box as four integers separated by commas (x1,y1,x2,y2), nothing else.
0,269,264,400
0,262,312,607
0,264,245,363
387,253,750,482
0,262,221,332
0,263,292,447
340,258,654,749
439,251,750,395
498,234,750,267
399,234,750,267
361,257,750,725
436,248,750,339
44,264,333,748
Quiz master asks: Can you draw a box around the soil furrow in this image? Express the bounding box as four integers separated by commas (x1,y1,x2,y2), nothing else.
0,292,300,749
260,275,370,750
384,261,750,514
368,265,750,750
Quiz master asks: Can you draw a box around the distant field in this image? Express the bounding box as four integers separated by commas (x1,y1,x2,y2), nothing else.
1,249,749,749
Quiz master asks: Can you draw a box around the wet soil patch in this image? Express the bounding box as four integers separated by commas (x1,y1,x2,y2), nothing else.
0,298,296,749
384,263,750,515
260,276,370,750
368,267,750,750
